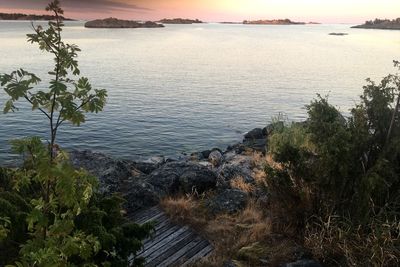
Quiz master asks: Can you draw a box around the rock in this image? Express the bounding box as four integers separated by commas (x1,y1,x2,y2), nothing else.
217,154,254,186
282,260,322,267
244,128,264,140
70,150,138,194
122,180,160,212
243,139,267,153
328,32,348,36
147,162,217,195
207,189,247,214
201,150,212,159
190,152,204,161
144,156,165,165
209,150,223,166
84,18,164,28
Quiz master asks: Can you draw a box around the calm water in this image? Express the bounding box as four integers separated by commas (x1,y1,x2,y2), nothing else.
0,21,399,164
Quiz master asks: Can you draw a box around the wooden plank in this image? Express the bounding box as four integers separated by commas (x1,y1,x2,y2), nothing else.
146,232,198,267
171,239,210,266
180,244,213,267
129,205,160,220
132,207,162,223
159,236,204,266
143,224,181,248
128,206,214,267
139,226,192,259
136,211,164,224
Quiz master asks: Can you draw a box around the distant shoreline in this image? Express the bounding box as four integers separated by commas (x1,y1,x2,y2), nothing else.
352,18,400,30
0,12,74,21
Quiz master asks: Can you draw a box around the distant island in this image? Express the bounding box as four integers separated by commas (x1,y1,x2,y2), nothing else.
243,19,305,25
158,18,203,24
329,32,348,36
84,18,164,28
0,12,73,21
352,18,400,30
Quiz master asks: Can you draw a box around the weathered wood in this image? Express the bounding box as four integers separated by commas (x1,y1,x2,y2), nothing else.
160,236,205,266
181,244,213,267
130,206,213,267
139,226,191,259
146,233,199,266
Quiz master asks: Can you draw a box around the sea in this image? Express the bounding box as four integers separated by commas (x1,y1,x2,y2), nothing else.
0,21,399,164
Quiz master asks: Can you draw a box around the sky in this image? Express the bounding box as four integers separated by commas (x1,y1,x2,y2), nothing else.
0,0,399,23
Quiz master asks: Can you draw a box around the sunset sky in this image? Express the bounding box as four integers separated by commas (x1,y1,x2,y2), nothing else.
0,0,399,23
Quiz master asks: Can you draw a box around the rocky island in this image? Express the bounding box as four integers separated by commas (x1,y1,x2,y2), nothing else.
243,19,305,25
84,17,164,28
0,12,73,20
352,18,400,30
158,18,203,24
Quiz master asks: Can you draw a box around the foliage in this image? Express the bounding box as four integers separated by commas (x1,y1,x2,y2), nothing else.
0,1,153,266
0,0,107,159
266,61,400,265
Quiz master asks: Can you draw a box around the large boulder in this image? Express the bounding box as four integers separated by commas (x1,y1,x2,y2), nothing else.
147,162,217,195
122,179,160,212
70,150,138,193
244,128,265,140
207,189,247,214
217,154,255,187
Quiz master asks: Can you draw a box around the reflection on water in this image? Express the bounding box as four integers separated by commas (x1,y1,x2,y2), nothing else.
0,21,399,164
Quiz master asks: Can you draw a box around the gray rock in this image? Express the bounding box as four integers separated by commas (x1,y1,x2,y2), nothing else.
70,150,136,193
122,180,160,212
190,152,204,161
209,150,223,166
243,138,267,153
283,260,322,267
207,189,247,214
244,128,264,140
201,150,212,159
148,162,217,195
217,154,255,187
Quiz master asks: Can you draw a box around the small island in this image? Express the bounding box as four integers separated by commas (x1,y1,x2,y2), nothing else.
158,18,203,24
84,18,164,28
352,18,400,30
0,12,73,20
243,19,305,25
329,32,348,36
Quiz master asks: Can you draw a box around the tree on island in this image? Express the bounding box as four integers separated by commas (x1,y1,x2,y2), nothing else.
0,1,153,266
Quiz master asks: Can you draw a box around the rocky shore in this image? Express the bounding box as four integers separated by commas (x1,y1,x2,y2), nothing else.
70,123,321,266
84,18,164,28
70,125,270,212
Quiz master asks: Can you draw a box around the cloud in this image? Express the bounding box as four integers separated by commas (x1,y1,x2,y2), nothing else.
0,0,152,12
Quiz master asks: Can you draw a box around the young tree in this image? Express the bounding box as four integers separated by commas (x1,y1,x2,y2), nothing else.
0,0,107,161
0,1,153,266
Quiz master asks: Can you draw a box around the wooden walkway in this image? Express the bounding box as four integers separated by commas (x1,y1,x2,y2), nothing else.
128,206,213,267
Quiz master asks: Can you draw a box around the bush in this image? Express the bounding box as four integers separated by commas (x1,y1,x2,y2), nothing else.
265,62,400,265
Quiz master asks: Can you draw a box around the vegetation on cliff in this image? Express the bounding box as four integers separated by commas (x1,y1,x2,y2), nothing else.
0,12,73,21
159,18,203,24
0,1,153,266
352,18,400,30
243,19,305,25
84,18,164,28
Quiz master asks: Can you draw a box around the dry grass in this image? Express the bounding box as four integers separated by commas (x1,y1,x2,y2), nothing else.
230,176,256,193
162,195,281,266
304,215,400,266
